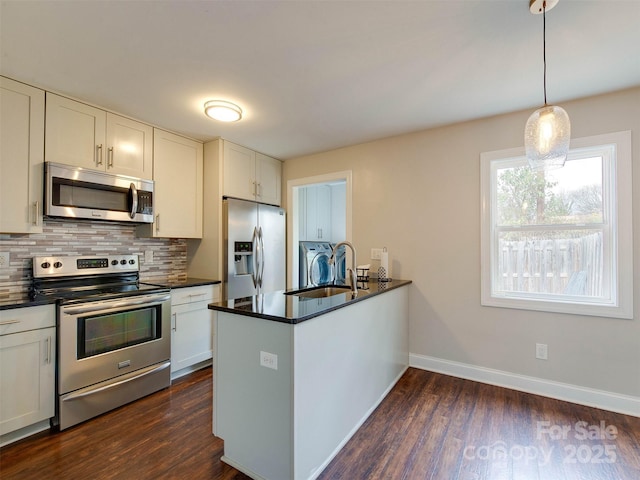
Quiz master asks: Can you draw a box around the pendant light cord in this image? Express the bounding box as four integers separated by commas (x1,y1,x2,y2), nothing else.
543,1,548,106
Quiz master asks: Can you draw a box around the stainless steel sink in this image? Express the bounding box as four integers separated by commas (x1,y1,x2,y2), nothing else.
285,285,354,299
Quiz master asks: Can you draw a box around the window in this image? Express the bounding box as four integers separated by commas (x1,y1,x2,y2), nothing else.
481,131,632,318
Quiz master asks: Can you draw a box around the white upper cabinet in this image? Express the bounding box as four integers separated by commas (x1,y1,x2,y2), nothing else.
300,185,332,241
45,93,152,179
0,77,45,234
255,152,282,206
105,113,153,178
138,129,203,239
223,141,255,200
45,93,105,171
223,140,282,206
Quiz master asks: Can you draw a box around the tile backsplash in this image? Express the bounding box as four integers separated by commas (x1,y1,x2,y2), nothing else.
0,219,187,298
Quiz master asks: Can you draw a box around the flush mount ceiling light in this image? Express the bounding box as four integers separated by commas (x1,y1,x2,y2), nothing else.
524,0,570,171
204,100,242,122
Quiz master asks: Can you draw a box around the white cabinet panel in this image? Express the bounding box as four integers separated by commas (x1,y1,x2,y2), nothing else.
138,129,203,238
0,305,55,437
105,113,153,178
0,77,45,233
171,301,213,373
45,93,152,179
223,141,256,201
300,185,332,241
45,93,106,170
171,285,220,375
222,140,282,205
256,152,282,206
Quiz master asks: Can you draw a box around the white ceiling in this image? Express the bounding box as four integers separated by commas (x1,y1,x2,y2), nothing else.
1,0,639,160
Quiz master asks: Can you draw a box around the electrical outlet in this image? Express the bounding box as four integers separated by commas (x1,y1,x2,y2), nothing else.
371,248,383,260
536,343,548,360
260,351,278,370
145,250,153,264
0,252,9,269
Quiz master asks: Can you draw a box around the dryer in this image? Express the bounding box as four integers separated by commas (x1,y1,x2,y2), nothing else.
299,241,335,287
331,243,347,284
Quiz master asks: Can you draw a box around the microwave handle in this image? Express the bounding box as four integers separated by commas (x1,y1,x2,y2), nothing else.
129,183,138,219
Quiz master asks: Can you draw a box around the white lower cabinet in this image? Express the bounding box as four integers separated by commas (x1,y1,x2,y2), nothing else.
171,284,220,377
0,305,55,443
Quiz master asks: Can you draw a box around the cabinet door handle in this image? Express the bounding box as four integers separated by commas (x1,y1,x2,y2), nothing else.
172,313,177,332
32,201,40,226
45,336,52,364
155,214,160,233
0,319,20,326
188,293,206,298
96,144,103,166
256,182,262,198
108,147,114,167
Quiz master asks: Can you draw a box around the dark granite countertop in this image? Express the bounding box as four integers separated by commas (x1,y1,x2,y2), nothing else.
0,294,54,311
153,277,221,289
208,279,411,324
0,277,221,311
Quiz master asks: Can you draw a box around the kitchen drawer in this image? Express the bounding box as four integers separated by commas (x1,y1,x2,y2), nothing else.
171,284,220,306
0,305,55,336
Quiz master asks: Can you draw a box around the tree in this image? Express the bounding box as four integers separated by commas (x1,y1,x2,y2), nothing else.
497,166,571,225
566,184,603,222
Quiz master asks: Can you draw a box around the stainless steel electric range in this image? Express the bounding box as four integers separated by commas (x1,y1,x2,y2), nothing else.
31,254,171,430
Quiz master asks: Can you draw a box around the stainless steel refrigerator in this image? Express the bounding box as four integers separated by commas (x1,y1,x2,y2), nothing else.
223,197,286,299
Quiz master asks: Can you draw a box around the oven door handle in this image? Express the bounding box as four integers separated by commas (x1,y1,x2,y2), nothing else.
61,361,171,402
62,293,171,315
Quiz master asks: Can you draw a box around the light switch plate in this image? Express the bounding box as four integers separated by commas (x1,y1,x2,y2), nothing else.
371,248,383,260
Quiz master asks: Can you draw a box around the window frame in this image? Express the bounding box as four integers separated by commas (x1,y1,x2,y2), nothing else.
480,131,633,319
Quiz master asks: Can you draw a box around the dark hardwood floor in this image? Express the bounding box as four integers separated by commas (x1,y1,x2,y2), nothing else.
1,367,639,479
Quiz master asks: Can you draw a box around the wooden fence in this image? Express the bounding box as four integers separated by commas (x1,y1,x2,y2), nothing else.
498,232,603,296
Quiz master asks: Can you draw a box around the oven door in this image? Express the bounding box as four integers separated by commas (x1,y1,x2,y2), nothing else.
59,292,171,395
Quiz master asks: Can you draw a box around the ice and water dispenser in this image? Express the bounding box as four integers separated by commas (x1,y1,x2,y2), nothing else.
234,241,254,276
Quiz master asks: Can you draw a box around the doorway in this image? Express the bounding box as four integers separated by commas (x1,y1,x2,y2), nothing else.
287,171,352,289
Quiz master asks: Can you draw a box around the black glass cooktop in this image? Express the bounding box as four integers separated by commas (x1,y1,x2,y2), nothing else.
29,273,168,303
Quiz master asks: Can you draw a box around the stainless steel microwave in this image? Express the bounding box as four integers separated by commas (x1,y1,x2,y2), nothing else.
45,162,154,223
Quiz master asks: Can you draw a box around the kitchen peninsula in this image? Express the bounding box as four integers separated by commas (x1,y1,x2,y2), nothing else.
208,280,410,480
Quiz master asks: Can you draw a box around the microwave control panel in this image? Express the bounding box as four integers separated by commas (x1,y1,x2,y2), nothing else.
137,191,153,214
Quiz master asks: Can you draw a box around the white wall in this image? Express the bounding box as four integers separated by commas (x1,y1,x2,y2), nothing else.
283,87,640,401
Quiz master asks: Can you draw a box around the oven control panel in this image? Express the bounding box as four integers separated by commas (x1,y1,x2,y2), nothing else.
33,255,139,278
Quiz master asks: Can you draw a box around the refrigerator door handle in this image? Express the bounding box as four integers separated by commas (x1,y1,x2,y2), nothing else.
258,226,265,287
251,226,259,288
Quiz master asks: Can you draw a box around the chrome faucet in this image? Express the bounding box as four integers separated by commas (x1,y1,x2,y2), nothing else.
330,241,358,297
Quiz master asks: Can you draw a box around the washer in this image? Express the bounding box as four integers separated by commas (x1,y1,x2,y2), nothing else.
299,241,334,287
330,243,347,284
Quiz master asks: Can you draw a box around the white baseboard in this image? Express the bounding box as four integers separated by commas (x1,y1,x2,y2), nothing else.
0,420,50,448
221,455,268,480
410,353,640,417
170,359,212,381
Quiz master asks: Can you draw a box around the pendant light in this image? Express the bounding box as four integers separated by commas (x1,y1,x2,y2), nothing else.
204,100,243,122
524,0,570,171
